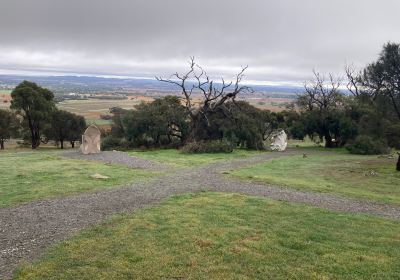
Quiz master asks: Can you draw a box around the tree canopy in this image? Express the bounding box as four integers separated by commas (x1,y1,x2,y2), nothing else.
11,81,56,149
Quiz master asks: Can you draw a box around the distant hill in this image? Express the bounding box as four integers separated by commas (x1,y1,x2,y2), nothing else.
0,74,302,97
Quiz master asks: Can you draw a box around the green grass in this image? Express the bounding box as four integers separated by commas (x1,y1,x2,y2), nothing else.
0,151,159,207
129,149,261,168
231,151,400,205
14,192,400,279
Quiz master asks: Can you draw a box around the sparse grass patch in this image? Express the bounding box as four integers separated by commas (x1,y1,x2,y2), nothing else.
129,149,261,168
0,151,159,207
231,151,400,205
14,192,400,279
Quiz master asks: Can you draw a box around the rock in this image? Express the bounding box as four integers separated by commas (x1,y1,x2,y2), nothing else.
90,173,109,180
270,130,288,152
364,170,378,177
80,124,101,155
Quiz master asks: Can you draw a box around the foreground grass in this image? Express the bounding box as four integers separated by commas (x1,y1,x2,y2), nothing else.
0,151,159,207
231,151,400,205
15,192,400,279
129,149,261,168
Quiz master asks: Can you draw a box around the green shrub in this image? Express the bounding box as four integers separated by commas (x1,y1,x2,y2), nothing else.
346,135,388,155
101,135,123,151
181,140,233,154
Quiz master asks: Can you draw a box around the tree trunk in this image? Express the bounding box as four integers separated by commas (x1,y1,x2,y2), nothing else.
32,130,41,149
397,154,400,171
60,140,64,149
0,139,4,150
324,132,334,148
389,94,400,121
70,141,75,148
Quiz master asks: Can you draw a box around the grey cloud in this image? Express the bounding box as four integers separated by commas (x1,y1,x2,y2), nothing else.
0,0,399,84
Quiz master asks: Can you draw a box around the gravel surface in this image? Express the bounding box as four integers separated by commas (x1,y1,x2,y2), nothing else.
1,149,400,279
62,150,168,171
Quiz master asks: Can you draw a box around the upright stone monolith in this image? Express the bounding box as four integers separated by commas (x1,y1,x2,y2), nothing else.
270,129,288,152
80,124,101,155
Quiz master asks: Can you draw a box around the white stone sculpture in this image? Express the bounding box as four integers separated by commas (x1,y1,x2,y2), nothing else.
270,129,288,151
80,124,101,155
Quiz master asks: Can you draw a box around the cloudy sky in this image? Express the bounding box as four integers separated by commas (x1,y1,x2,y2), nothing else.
0,0,399,85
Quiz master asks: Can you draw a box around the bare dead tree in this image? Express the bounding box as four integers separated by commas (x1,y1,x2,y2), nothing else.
300,69,343,112
344,63,382,101
345,64,362,97
156,57,253,142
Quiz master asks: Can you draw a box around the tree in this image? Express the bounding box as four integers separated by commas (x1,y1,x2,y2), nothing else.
208,101,283,150
109,107,129,137
156,57,252,143
0,109,19,149
397,153,400,171
122,96,189,147
345,43,400,152
360,43,400,120
46,110,86,149
297,71,345,147
68,114,86,148
11,81,56,149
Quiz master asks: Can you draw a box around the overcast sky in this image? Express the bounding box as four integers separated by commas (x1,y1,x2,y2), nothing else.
0,0,399,85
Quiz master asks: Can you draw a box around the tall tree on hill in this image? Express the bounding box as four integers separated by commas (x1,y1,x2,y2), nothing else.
68,114,86,148
360,42,400,121
345,43,400,150
11,81,56,149
0,109,19,150
46,110,86,149
156,57,253,143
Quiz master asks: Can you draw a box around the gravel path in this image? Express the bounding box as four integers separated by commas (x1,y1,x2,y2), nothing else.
1,150,400,279
62,150,167,171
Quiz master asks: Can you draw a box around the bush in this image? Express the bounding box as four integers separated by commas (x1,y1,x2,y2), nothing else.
181,140,234,154
346,135,388,155
101,135,123,151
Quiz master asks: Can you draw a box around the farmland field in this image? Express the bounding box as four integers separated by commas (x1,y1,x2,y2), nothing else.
57,98,144,126
0,89,12,94
0,90,12,109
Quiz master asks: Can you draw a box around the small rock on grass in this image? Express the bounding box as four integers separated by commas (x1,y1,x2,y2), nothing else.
90,173,110,180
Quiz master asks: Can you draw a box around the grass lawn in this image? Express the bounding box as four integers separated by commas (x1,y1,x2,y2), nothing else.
129,149,261,168
14,192,400,279
231,151,400,205
0,151,159,207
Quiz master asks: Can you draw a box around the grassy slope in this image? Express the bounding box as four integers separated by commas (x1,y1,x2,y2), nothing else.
231,151,400,205
0,151,159,207
129,149,261,168
15,192,400,279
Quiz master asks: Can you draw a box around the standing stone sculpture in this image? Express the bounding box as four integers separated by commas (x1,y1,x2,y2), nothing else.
80,124,101,155
270,129,288,152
